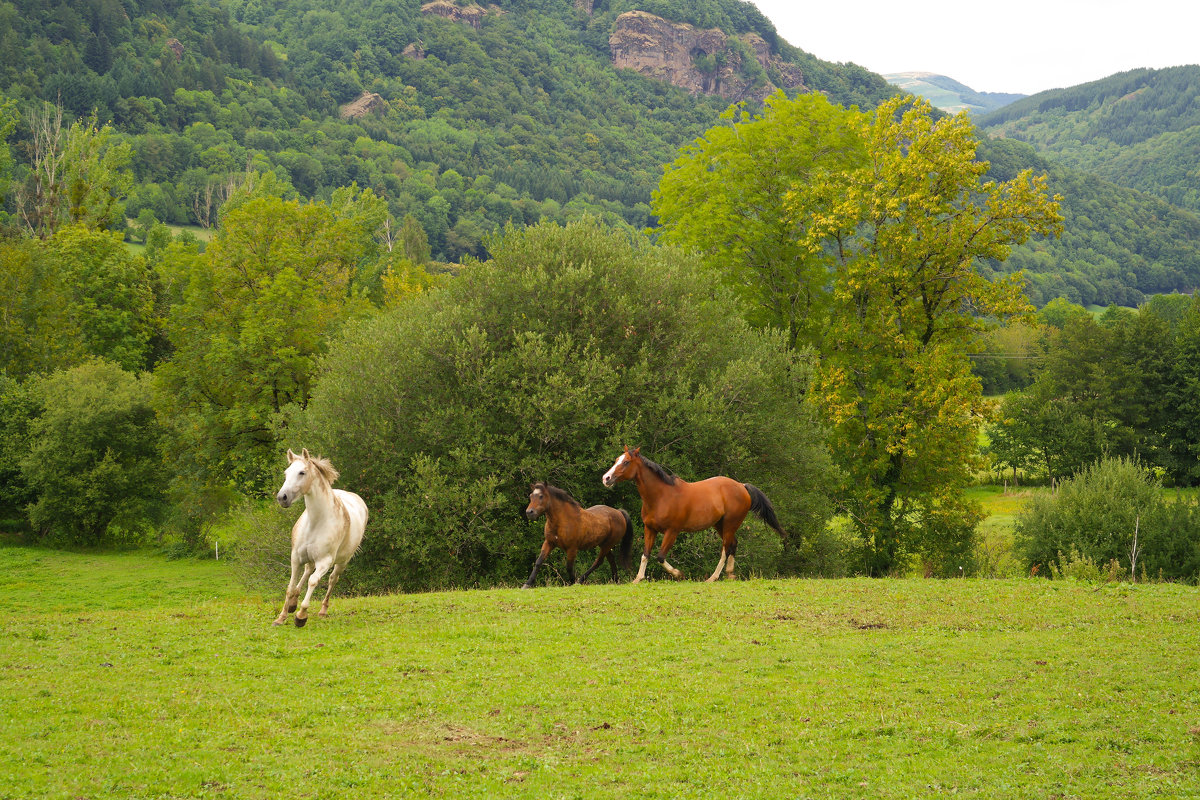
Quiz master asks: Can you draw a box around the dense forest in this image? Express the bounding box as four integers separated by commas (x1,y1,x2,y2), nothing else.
978,66,1200,214
979,137,1200,307
1,0,1198,306
0,0,892,262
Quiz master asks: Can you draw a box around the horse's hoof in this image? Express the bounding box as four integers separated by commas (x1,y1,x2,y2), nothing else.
520,584,532,589
294,615,307,628
272,617,286,626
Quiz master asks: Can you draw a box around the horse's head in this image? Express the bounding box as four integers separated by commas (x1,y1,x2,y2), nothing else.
602,446,640,488
277,448,338,508
525,483,550,520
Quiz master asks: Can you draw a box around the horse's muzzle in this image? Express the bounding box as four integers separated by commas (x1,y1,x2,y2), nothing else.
524,508,540,520
276,492,292,509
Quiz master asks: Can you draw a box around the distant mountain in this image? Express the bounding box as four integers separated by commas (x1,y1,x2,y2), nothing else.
976,66,1200,214
885,71,1024,114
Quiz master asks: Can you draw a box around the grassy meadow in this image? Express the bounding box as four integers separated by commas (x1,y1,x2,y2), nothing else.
3,540,1200,799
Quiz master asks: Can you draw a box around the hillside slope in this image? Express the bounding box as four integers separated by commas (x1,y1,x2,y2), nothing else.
0,0,893,261
1,0,1198,304
886,71,1023,114
977,65,1200,213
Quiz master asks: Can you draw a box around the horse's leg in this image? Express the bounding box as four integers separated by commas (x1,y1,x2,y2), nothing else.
274,556,309,625
607,551,619,582
656,530,684,580
719,516,744,581
705,517,730,582
706,546,728,583
578,547,610,584
522,541,553,589
318,562,345,618
565,548,578,585
295,557,333,628
633,528,657,584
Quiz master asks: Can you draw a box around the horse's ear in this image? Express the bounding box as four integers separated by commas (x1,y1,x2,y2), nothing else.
632,446,641,456
286,448,297,462
301,447,311,460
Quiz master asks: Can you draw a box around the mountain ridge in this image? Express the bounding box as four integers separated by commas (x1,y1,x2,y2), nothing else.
885,71,1024,114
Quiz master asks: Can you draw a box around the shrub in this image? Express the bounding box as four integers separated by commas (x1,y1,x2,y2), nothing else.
1016,457,1200,581
290,220,835,593
20,359,167,545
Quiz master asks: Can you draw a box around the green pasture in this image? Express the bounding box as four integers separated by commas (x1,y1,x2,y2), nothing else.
3,542,1199,799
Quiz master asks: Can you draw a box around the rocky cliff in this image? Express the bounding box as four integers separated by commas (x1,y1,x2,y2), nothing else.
419,1,496,30
609,11,805,101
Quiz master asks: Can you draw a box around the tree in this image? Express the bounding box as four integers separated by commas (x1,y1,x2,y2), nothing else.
0,226,156,378
21,359,166,545
654,91,864,348
15,105,133,238
154,190,383,496
813,97,1061,575
655,93,1062,575
295,220,834,592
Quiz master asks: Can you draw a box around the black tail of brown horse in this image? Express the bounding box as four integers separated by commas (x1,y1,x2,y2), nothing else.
618,509,634,571
744,483,785,536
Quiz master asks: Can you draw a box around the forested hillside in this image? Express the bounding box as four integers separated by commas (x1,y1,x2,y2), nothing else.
0,0,893,261
977,66,1200,213
1,0,1198,304
979,137,1200,306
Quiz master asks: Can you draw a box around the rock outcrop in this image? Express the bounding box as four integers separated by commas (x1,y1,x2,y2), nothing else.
420,1,500,30
339,92,386,120
609,11,805,101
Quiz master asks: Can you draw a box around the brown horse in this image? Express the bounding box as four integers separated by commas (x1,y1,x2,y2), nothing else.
601,446,785,582
522,482,634,588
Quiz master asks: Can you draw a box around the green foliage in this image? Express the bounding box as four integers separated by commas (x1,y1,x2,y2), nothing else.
654,91,864,348
0,373,38,522
1016,457,1200,582
0,225,156,379
979,66,1200,213
154,190,382,497
19,359,167,545
656,93,1061,576
296,220,834,592
0,0,897,261
990,294,1200,485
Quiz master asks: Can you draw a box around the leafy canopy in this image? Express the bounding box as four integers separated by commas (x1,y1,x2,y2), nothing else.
654,93,1062,575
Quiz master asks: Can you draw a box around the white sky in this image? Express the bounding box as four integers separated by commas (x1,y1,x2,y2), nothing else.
749,0,1200,96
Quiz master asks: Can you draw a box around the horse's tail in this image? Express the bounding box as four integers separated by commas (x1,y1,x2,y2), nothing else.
618,509,634,571
744,483,786,536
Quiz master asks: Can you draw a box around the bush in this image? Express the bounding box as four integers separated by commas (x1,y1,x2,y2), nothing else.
20,359,167,545
289,220,835,593
1015,457,1200,581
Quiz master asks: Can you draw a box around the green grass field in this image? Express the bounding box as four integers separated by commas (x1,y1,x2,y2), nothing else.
4,541,1199,799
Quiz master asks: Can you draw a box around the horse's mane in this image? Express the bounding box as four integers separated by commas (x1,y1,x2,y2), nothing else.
306,454,340,486
536,482,581,508
639,456,677,485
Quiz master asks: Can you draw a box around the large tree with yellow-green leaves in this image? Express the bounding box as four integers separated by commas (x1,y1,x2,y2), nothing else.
655,93,1062,575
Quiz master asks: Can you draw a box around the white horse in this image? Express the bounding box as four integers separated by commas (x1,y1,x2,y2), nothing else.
273,448,368,627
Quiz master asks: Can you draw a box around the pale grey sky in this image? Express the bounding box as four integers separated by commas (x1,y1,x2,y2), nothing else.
750,0,1199,96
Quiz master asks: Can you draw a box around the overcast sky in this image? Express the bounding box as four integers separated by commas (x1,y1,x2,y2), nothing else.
749,0,1200,96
